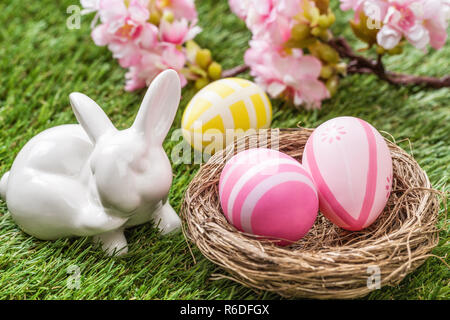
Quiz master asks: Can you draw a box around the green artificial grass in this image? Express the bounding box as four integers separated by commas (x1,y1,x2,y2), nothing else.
0,0,448,300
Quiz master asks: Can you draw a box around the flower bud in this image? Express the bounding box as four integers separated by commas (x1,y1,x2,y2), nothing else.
159,0,171,8
350,12,379,46
388,45,403,55
304,6,320,25
317,43,339,64
208,62,222,80
320,65,333,79
196,49,212,69
376,45,386,55
335,62,347,75
186,40,201,62
327,10,336,25
318,29,330,41
311,26,322,37
186,40,200,52
326,76,339,97
286,37,317,49
162,10,175,23
310,7,320,25
318,15,329,29
195,77,209,90
149,11,161,26
291,23,311,41
189,65,208,78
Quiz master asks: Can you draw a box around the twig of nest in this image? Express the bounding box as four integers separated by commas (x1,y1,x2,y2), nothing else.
181,128,444,299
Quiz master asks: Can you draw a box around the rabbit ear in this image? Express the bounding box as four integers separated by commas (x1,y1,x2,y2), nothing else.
69,92,116,143
132,69,181,146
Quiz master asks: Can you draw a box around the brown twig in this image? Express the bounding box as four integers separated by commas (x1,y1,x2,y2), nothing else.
222,64,250,78
222,37,450,88
328,37,450,89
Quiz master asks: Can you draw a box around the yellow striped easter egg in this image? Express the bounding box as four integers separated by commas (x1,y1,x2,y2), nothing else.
182,78,272,153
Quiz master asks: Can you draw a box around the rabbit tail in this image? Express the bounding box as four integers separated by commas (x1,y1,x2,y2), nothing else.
0,171,9,200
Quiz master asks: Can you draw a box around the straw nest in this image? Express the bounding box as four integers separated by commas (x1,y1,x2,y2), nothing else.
181,128,443,299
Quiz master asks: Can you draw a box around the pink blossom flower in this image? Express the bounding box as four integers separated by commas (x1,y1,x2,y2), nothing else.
363,0,389,22
93,0,149,42
230,0,330,108
161,0,197,20
161,45,188,87
125,67,147,91
83,0,200,91
242,0,295,47
93,21,158,68
98,0,149,25
229,0,250,19
138,23,159,49
81,0,100,14
125,45,187,92
341,0,449,50
160,19,201,45
340,0,365,11
89,0,154,68
376,25,403,49
422,0,450,49
245,40,329,108
381,1,431,50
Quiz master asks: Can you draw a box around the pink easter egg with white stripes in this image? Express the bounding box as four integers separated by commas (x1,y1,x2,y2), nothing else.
302,117,393,231
219,148,318,245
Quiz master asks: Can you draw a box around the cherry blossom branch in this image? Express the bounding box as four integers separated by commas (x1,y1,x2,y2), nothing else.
222,37,450,89
328,37,450,89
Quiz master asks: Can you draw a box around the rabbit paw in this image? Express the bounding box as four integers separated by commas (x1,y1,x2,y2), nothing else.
155,202,181,235
93,229,128,256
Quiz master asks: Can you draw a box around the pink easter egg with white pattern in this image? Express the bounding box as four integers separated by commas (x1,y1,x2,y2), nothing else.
302,117,393,231
219,148,318,245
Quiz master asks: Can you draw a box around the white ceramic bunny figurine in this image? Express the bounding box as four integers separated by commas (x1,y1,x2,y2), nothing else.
0,69,182,256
